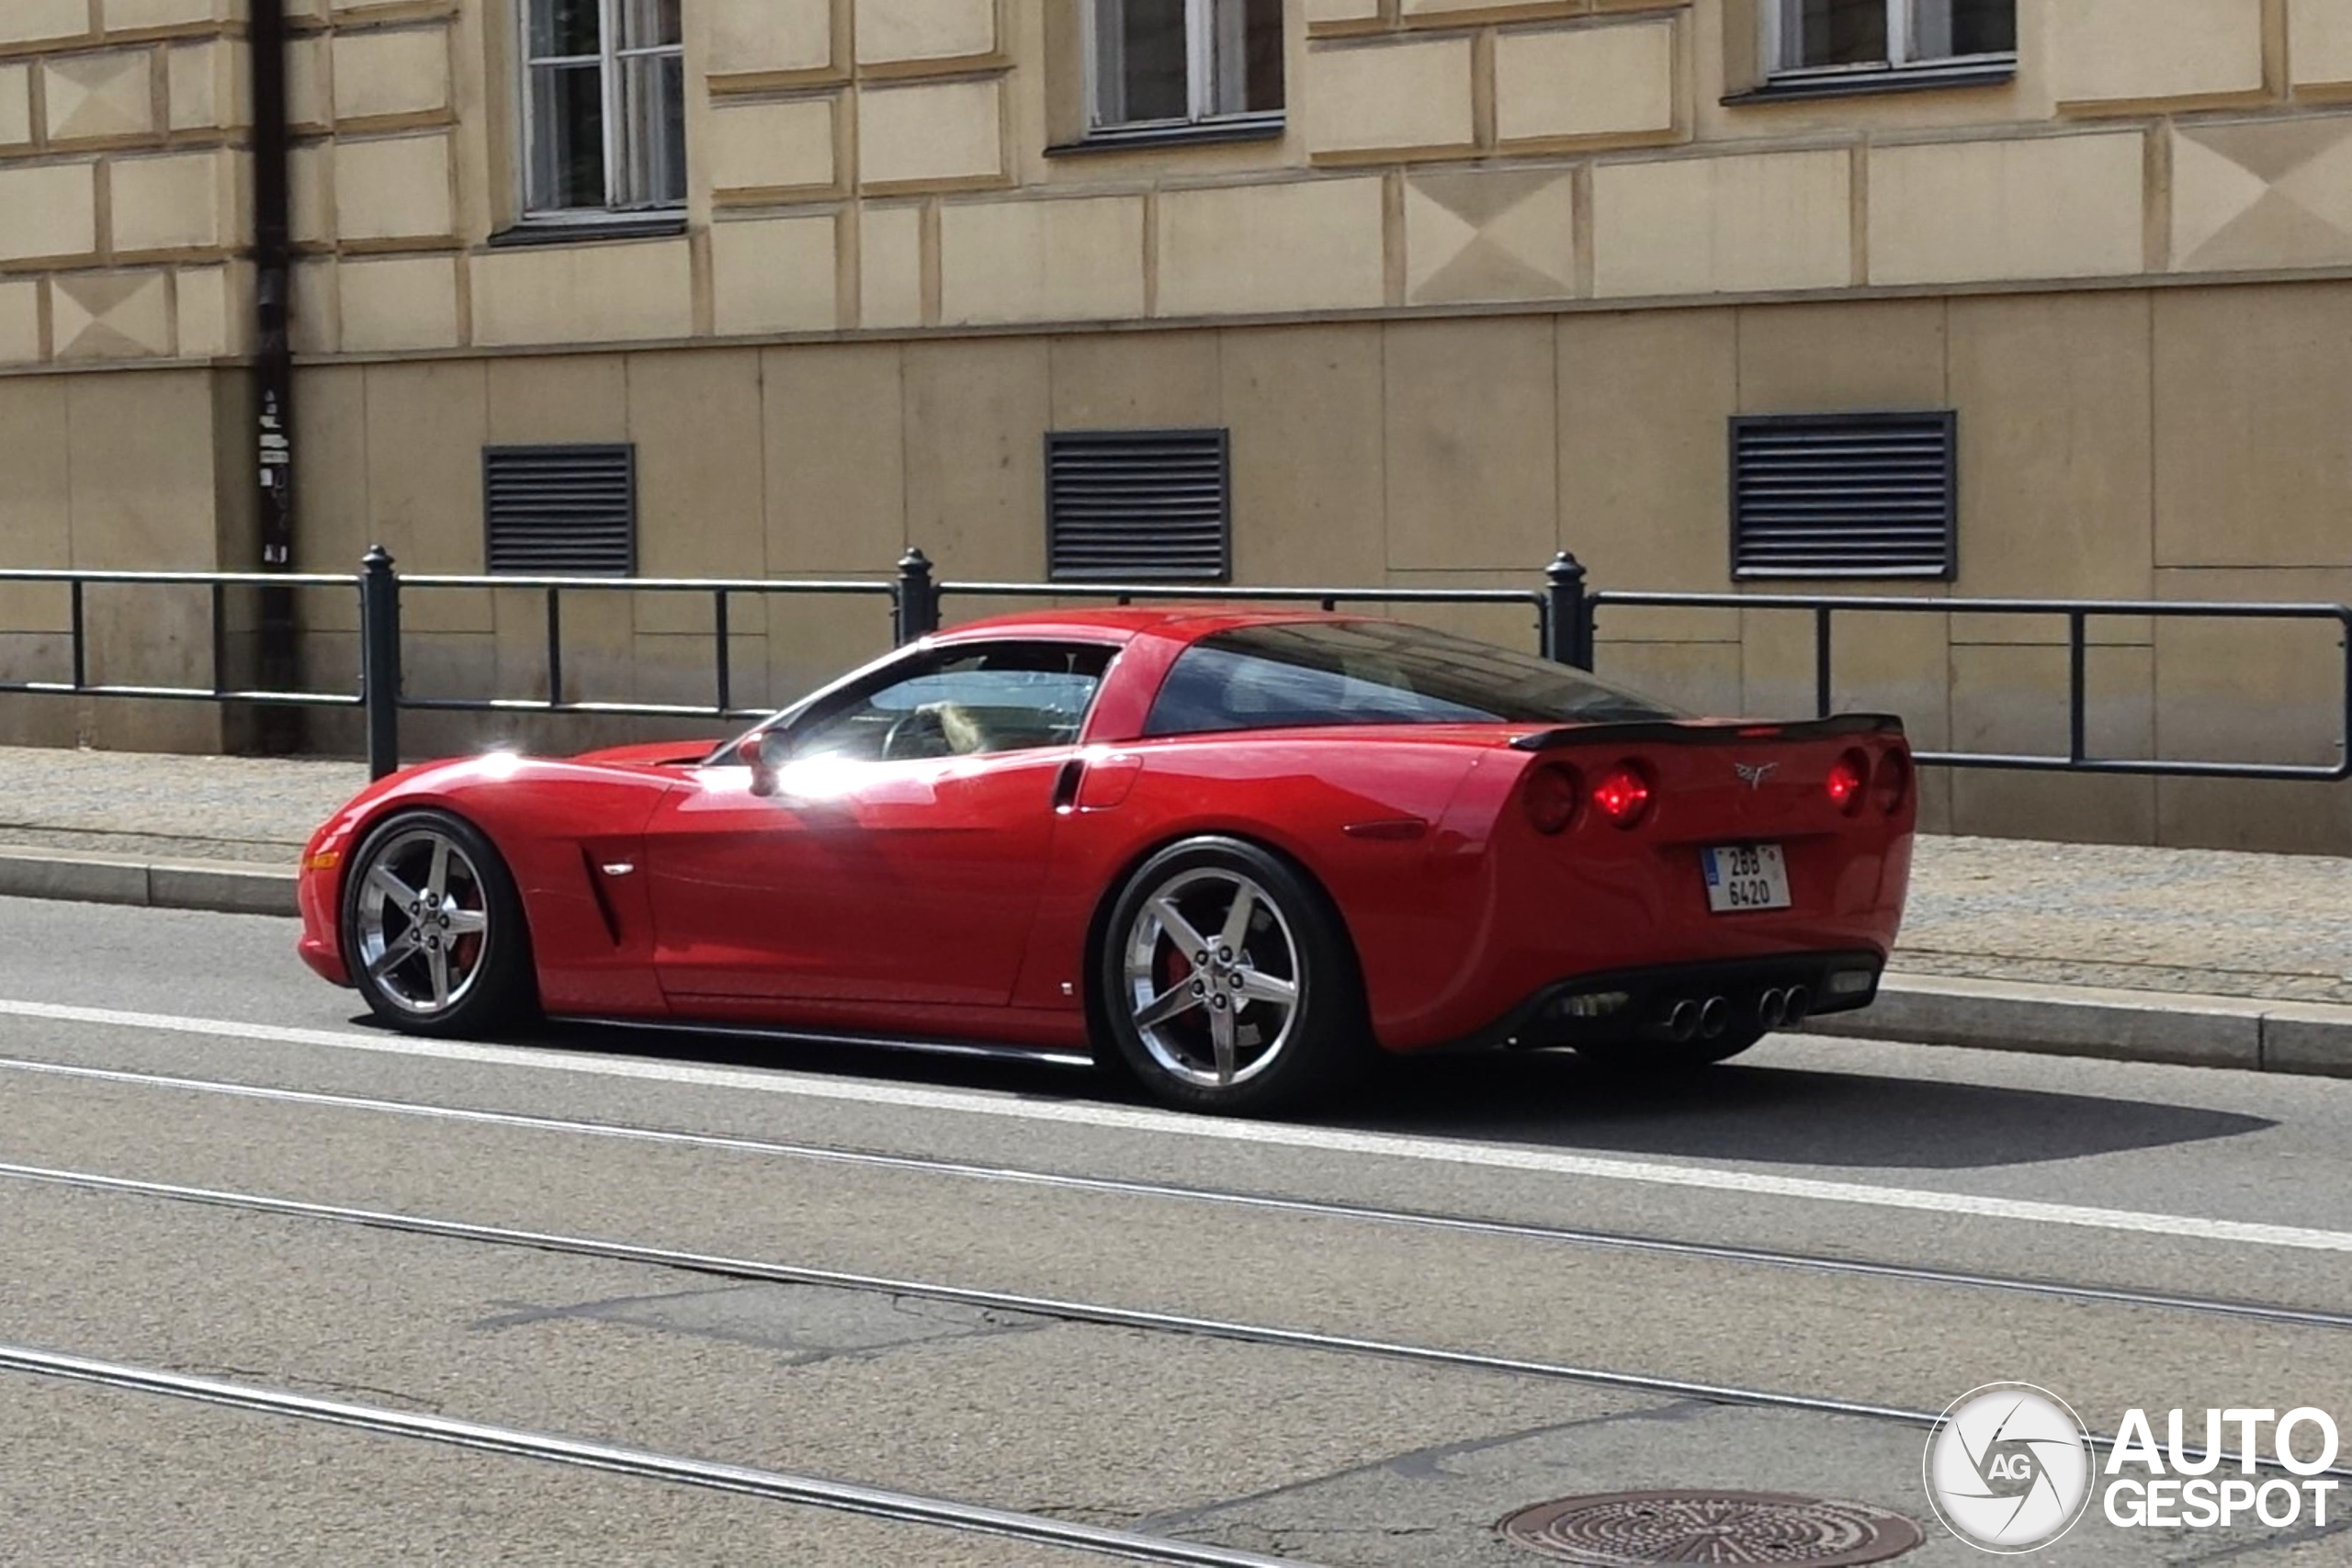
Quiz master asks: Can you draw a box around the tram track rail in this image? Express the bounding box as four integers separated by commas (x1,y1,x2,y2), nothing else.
6,1053,2350,1334
8,1156,2352,1486
0,1342,1313,1568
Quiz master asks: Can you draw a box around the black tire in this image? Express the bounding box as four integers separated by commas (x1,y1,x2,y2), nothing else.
1575,1026,1768,1074
341,808,537,1036
1096,836,1363,1115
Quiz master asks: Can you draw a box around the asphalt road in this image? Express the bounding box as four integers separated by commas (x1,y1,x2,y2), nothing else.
1,894,2348,1566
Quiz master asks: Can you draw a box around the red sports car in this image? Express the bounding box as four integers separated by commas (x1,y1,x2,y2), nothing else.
298,609,1914,1112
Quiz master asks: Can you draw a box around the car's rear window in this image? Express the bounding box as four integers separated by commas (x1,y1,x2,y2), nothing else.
1141,621,1681,738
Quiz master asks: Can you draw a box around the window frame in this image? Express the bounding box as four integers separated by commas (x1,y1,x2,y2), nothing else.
516,0,686,223
1081,0,1284,145
1758,0,2016,92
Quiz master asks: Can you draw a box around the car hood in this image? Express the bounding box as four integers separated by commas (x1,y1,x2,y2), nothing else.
566,739,723,768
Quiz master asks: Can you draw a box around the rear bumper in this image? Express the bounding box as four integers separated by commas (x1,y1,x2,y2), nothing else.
1452,949,1885,1053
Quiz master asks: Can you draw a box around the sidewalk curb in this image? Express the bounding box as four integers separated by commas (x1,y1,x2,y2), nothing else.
1804,974,2352,1079
3,847,2348,1080
0,849,296,919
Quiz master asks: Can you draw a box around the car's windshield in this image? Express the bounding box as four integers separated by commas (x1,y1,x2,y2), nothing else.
1142,620,1680,738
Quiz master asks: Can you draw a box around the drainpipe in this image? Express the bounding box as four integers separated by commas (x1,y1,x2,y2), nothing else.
250,0,298,749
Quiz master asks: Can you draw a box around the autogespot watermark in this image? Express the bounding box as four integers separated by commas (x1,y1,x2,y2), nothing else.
1924,1384,2096,1551
1924,1384,2342,1553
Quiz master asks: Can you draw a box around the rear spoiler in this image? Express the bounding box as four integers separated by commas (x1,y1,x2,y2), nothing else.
1510,713,1905,751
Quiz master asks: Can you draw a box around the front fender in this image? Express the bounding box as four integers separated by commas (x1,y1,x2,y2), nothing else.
297,753,680,1014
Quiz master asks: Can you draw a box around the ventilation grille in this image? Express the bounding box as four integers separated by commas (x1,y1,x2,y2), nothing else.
483,445,638,576
1731,413,1956,580
1046,429,1231,583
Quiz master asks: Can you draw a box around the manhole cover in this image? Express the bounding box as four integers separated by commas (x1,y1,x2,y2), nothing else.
1499,1491,1924,1566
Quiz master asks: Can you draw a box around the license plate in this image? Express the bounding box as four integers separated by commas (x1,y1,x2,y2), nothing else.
1702,843,1791,913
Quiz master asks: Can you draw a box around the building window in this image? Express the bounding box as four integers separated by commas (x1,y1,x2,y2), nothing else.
522,0,684,217
1089,0,1283,141
1767,0,2013,80
484,446,639,575
1046,430,1232,582
1730,413,1956,581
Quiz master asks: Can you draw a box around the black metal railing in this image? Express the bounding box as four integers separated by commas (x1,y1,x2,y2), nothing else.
0,568,361,710
3,547,2346,787
1574,586,2352,784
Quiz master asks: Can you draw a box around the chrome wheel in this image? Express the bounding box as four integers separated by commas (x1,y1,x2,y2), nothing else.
352,825,492,1017
1122,867,1303,1089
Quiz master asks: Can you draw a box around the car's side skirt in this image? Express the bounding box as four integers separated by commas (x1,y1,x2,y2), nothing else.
548,1014,1098,1071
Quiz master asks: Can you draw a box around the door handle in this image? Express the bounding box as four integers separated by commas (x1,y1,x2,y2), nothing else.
1051,757,1084,813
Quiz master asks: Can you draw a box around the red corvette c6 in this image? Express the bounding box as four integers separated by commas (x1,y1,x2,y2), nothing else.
297,609,1914,1112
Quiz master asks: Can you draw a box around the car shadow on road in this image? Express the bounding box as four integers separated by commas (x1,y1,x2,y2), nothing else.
468,1015,2277,1175
1329,1049,2278,1170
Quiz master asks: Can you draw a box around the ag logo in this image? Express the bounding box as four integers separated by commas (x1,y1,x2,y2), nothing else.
1924,1383,2094,1552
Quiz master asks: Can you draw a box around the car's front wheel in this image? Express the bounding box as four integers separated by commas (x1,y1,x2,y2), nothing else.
1098,837,1363,1115
342,808,536,1036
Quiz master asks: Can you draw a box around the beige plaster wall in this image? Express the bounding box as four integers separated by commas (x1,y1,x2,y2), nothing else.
18,0,2352,370
5,1,2352,849
164,283,2336,850
0,365,253,752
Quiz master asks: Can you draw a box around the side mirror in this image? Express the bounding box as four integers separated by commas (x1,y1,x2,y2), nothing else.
738,729,787,796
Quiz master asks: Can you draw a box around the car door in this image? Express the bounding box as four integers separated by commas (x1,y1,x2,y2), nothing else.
641,640,1113,1007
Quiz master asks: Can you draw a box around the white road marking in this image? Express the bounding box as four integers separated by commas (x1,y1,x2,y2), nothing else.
6,995,2352,1256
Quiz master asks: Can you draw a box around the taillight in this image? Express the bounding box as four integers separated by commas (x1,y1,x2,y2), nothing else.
1826,750,1869,815
1522,764,1581,835
1590,761,1654,829
1872,747,1911,815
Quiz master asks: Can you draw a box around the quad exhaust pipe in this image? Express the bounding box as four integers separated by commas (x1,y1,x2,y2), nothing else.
1751,986,1814,1031
1657,984,1816,1041
1661,996,1733,1042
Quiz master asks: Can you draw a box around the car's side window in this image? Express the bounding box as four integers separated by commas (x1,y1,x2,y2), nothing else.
791,642,1114,762
1141,621,1679,737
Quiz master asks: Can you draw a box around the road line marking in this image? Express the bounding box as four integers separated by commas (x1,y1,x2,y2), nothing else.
8,1054,2352,1329
8,995,2352,1255
0,1341,1309,1568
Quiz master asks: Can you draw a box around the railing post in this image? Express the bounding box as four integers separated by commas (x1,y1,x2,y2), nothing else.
544,586,563,708
1814,605,1834,718
712,587,732,716
209,581,229,695
895,547,938,645
1544,551,1591,670
2067,609,2088,764
68,581,85,691
360,546,401,781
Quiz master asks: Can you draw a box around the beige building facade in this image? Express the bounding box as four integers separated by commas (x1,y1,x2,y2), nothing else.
3,0,2352,850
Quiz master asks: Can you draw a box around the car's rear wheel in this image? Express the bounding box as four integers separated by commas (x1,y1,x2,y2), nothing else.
1099,838,1361,1115
343,809,535,1036
1575,1026,1768,1074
